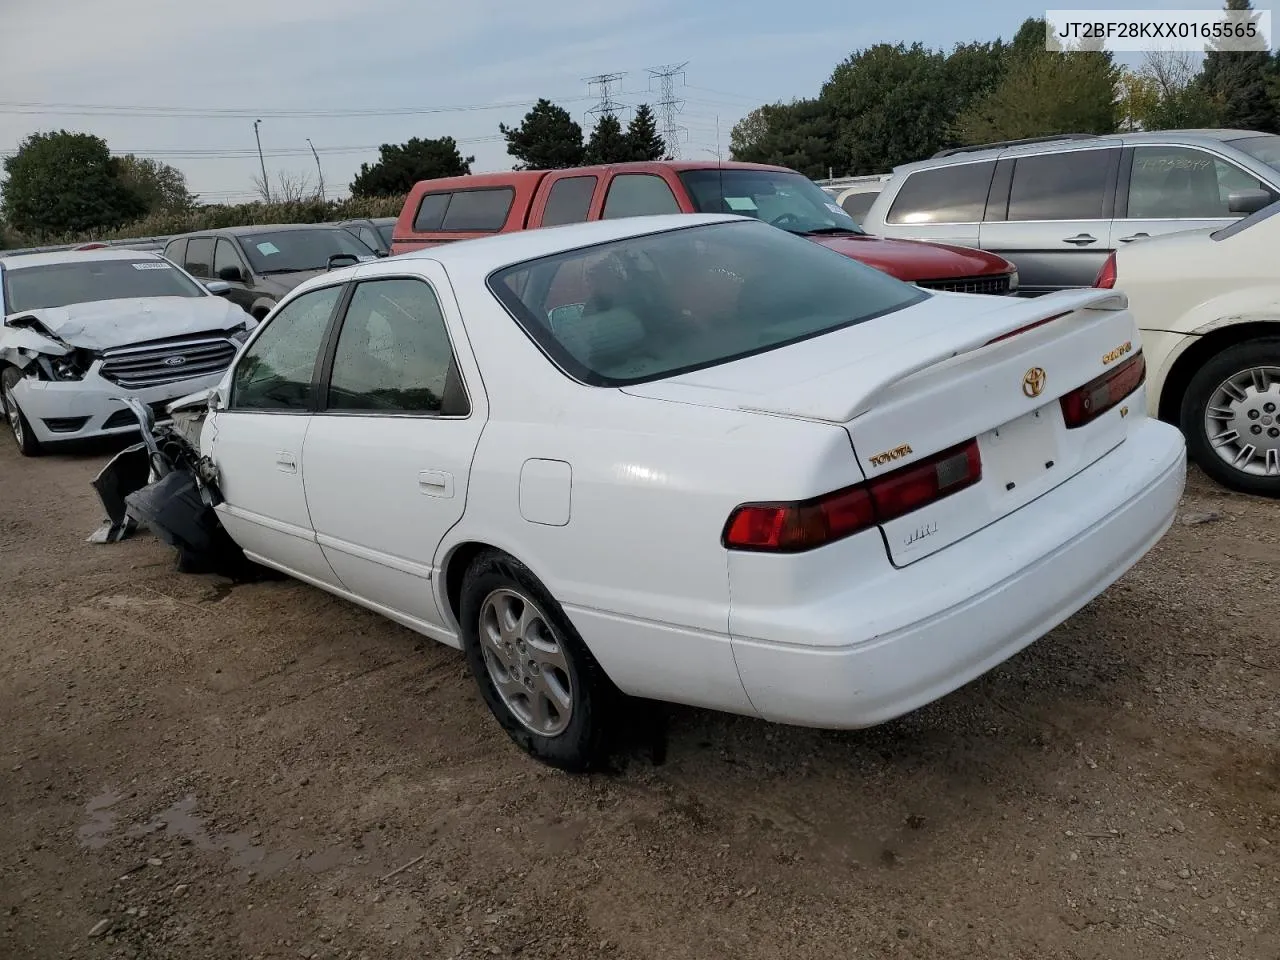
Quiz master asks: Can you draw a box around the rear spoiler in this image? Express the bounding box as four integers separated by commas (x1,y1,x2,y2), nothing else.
742,288,1129,424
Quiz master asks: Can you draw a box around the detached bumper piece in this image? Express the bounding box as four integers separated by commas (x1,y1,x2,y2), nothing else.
87,443,151,544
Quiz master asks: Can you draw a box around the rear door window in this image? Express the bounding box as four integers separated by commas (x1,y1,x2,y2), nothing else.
602,174,681,219
184,237,214,277
1007,149,1116,221
541,176,598,226
886,162,996,224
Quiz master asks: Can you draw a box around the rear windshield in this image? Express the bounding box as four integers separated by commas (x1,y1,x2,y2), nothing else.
679,169,865,236
238,228,376,274
487,219,926,387
3,258,206,313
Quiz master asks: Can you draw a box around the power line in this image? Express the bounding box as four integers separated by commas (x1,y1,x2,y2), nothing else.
0,135,507,161
647,62,689,159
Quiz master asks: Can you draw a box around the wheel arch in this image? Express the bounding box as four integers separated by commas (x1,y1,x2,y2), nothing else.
1156,319,1280,425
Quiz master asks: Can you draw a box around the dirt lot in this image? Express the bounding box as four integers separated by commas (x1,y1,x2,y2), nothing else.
1,439,1277,960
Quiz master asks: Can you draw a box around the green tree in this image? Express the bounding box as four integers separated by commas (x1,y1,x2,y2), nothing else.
0,131,145,238
1199,0,1276,132
729,106,772,158
584,113,630,164
822,43,956,173
729,99,838,178
624,104,667,161
115,155,196,213
1131,51,1219,130
952,29,1119,144
499,99,585,170
349,136,473,198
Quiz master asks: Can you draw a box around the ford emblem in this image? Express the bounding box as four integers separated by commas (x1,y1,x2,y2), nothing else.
162,356,187,367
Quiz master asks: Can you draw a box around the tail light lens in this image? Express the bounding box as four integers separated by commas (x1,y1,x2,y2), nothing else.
1094,252,1117,289
1060,352,1145,428
723,440,982,552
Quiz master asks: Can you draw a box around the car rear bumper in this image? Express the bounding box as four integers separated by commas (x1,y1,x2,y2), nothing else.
10,369,227,445
729,418,1187,728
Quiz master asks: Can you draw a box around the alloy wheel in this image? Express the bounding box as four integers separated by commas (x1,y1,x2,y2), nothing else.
477,587,575,737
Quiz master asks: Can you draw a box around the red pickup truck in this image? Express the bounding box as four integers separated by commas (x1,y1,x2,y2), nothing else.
390,160,1019,294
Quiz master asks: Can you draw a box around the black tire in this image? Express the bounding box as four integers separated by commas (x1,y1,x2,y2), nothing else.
1,367,42,457
458,550,617,772
1180,336,1280,498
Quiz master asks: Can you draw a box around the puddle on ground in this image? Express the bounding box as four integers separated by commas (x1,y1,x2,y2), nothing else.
79,791,390,880
78,789,126,849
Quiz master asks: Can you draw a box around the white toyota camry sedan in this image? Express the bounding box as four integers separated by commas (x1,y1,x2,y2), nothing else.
163,213,1186,770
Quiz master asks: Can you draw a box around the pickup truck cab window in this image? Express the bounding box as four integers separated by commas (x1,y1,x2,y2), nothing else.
602,174,681,219
326,277,467,415
231,285,342,411
541,176,597,226
413,188,515,233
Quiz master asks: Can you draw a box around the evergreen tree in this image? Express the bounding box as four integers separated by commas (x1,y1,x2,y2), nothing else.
499,99,585,170
1199,0,1277,132
585,113,631,164
625,104,668,161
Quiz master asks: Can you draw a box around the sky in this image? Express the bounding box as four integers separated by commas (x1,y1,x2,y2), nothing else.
0,0,1273,202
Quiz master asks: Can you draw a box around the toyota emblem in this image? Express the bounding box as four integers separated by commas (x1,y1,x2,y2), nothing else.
162,356,187,367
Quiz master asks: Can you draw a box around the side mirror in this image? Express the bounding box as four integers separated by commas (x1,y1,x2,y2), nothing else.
327,253,360,271
204,280,233,297
1228,189,1273,215
217,265,244,283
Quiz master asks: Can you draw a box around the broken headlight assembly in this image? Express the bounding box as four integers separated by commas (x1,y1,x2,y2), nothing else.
35,347,98,382
228,317,258,346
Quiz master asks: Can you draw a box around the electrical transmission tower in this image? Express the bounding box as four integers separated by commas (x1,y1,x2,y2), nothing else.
647,62,688,158
584,72,628,125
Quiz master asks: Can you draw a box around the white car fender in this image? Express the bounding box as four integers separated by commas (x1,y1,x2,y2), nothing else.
0,322,72,369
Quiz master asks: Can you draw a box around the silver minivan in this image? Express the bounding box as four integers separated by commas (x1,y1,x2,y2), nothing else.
862,130,1280,295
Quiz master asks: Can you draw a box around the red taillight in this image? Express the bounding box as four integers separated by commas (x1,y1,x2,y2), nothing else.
1093,252,1117,289
1060,352,1146,428
723,440,982,552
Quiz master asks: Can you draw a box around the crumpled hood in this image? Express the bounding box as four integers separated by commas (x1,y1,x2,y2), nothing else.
8,296,250,350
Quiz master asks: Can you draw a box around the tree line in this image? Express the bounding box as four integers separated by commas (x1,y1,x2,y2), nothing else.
731,3,1280,178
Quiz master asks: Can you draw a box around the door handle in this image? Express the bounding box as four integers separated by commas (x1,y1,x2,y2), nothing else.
418,470,454,498
1118,232,1149,243
276,451,297,474
1062,233,1097,246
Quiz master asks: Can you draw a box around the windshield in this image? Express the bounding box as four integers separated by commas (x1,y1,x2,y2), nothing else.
488,219,925,387
238,228,376,274
679,169,865,235
377,223,394,246
1231,134,1280,172
3,258,206,313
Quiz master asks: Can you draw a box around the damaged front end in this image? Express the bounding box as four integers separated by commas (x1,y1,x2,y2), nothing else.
88,392,247,575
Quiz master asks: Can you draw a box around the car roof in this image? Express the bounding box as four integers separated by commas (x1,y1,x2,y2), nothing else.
172,223,351,239
0,247,166,270
894,128,1276,173
298,213,743,294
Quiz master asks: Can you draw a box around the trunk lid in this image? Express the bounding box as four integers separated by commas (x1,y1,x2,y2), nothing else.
622,288,1142,565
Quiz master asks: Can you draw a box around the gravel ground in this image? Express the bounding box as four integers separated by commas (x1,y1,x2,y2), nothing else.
1,438,1277,960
